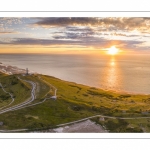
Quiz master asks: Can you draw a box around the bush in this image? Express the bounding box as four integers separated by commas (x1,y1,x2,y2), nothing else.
0,94,10,100
87,90,114,99
71,106,82,111
83,94,88,97
125,127,143,133
105,119,128,132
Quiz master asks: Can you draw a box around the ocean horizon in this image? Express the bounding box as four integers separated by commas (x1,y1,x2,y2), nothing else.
0,53,150,94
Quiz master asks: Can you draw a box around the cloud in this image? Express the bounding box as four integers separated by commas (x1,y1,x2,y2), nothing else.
0,31,19,34
33,17,100,27
0,38,81,46
52,26,96,40
53,31,94,39
32,17,150,32
0,37,146,51
0,17,23,25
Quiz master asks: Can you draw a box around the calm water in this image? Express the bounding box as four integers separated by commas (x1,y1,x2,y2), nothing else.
0,53,150,94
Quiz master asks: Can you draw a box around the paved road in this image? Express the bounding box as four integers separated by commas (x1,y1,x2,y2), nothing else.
0,76,57,115
0,75,58,115
0,82,15,109
0,77,36,114
15,76,58,110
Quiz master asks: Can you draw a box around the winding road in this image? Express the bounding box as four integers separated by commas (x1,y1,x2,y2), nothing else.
0,76,57,115
0,77,36,114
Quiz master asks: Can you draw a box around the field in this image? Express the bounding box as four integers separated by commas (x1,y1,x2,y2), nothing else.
0,72,150,132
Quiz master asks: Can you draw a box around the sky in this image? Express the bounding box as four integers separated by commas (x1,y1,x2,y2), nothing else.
0,17,150,54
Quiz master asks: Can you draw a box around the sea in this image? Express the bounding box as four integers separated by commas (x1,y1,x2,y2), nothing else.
0,53,150,94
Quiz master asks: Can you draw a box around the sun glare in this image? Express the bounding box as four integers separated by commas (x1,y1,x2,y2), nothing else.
107,46,119,55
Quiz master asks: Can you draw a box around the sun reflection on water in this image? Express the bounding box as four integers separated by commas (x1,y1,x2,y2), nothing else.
107,57,117,87
101,57,121,90
110,58,115,66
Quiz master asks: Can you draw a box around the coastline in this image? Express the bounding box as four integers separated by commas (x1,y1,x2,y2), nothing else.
0,62,149,96
0,62,36,75
0,63,150,132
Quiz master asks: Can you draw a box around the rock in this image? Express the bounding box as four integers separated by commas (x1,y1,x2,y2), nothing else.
99,117,105,121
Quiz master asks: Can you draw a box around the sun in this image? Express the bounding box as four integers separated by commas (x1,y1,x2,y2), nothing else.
107,46,119,55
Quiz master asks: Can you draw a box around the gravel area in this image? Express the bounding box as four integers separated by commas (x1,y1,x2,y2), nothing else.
48,120,108,133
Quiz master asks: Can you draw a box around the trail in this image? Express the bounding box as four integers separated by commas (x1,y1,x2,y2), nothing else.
0,77,36,114
2,114,150,132
56,114,150,127
38,76,57,98
0,83,15,110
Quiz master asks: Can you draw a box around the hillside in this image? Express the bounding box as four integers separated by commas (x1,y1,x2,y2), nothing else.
0,72,150,132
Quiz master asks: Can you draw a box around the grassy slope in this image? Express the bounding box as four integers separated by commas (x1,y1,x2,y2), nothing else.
0,74,150,132
42,75,150,116
19,75,50,104
0,87,12,108
0,74,31,107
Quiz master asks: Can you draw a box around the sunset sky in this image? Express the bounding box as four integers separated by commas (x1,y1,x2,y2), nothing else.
1,17,150,54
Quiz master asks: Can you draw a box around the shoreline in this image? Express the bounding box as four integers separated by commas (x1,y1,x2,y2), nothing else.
0,62,149,96
0,64,150,132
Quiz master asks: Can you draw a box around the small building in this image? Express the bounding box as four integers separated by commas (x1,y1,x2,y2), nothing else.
51,96,57,100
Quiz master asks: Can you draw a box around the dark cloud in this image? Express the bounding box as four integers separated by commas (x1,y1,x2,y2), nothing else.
52,26,96,40
53,30,145,40
65,26,94,32
111,33,127,36
0,38,82,46
33,17,100,27
110,32,148,38
32,17,150,32
0,37,146,51
53,31,94,39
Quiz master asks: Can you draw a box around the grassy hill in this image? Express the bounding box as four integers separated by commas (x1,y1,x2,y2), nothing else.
0,72,150,132
0,73,31,107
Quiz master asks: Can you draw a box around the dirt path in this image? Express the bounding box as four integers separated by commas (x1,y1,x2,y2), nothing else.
0,82,15,109
38,76,57,98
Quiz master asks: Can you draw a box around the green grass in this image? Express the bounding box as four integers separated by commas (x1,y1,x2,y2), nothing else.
0,87,12,108
90,117,143,133
0,98,96,130
0,73,150,132
41,75,150,115
0,74,31,107
20,75,50,104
